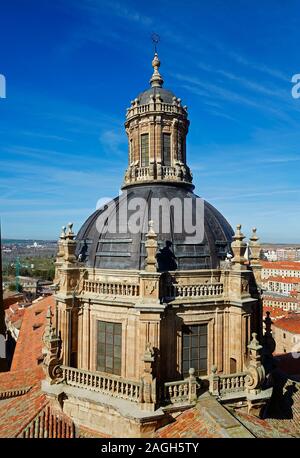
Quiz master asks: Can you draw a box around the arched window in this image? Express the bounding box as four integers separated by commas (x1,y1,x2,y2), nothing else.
140,133,149,167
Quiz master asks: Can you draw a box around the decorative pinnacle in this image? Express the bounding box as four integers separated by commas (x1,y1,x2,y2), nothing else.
248,332,262,351
150,52,164,88
66,222,75,239
60,226,66,239
233,224,245,241
250,227,259,243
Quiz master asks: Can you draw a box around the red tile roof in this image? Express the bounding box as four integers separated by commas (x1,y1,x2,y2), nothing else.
5,303,26,328
261,261,300,271
155,407,223,438
10,296,54,372
273,314,300,334
263,304,293,316
266,276,300,284
0,295,57,438
264,295,299,303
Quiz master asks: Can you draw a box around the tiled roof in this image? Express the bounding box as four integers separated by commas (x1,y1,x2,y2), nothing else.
273,314,300,334
5,303,26,328
0,363,47,435
154,407,224,438
19,403,75,438
0,296,58,438
261,261,300,271
264,295,299,303
263,305,291,319
266,276,300,284
10,296,54,372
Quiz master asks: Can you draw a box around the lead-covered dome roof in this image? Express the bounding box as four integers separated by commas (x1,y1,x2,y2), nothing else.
76,184,233,271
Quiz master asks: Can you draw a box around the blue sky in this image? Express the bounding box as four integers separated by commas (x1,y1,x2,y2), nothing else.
0,0,300,242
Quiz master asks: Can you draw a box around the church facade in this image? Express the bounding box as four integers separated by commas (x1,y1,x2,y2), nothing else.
42,52,270,437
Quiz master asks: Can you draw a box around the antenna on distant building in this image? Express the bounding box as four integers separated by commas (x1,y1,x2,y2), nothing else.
151,32,160,54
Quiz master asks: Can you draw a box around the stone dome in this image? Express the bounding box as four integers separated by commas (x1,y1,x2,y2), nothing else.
76,184,234,271
137,87,177,105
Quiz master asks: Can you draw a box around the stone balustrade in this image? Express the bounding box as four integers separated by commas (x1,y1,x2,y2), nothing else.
61,366,142,403
210,369,247,397
82,276,224,301
126,101,186,119
161,165,177,178
136,167,150,180
168,282,224,299
83,280,140,297
164,368,198,404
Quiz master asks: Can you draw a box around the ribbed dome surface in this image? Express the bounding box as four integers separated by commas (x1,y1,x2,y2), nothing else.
137,87,177,105
76,184,234,271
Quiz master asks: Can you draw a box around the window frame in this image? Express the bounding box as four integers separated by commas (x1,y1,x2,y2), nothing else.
162,132,171,166
96,320,122,376
181,323,208,378
140,133,149,167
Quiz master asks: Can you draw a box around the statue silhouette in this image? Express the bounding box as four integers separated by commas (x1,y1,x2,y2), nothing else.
78,240,88,262
156,241,177,272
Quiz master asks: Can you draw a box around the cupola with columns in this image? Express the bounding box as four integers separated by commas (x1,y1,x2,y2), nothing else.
123,52,193,189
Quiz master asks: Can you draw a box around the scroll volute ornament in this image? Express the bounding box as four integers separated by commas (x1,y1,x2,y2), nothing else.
244,333,265,393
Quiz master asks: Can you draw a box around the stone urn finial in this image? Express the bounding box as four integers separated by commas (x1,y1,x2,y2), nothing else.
231,224,247,268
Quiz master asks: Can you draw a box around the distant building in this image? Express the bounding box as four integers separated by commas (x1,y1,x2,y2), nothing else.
264,250,278,261
261,261,300,280
263,276,300,295
272,314,300,355
263,295,299,312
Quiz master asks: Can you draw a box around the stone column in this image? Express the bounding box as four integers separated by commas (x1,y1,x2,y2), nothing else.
81,302,90,370
171,118,178,164
155,116,162,173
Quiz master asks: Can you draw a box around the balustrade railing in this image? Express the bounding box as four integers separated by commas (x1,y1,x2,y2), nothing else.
210,370,247,397
164,369,198,404
61,366,142,403
126,102,186,119
136,167,150,180
162,166,177,178
83,280,140,297
167,282,224,299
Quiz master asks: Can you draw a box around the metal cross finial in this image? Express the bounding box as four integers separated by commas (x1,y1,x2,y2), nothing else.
151,33,160,53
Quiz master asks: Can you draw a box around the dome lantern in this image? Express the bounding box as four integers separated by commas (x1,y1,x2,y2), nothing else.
123,52,193,190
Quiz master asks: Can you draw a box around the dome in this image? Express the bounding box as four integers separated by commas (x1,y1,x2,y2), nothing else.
137,87,177,105
76,184,234,271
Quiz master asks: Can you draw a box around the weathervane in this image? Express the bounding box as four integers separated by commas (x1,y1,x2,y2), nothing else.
151,33,160,53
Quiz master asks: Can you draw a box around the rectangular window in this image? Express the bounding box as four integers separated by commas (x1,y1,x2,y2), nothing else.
162,133,171,166
182,324,208,377
97,321,122,375
140,133,149,167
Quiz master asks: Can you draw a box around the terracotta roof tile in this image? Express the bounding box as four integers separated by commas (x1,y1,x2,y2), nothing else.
266,276,300,284
0,296,56,437
261,261,300,271
154,407,223,438
273,314,300,334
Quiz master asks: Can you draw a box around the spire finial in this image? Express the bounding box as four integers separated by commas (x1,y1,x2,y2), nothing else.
150,33,163,88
